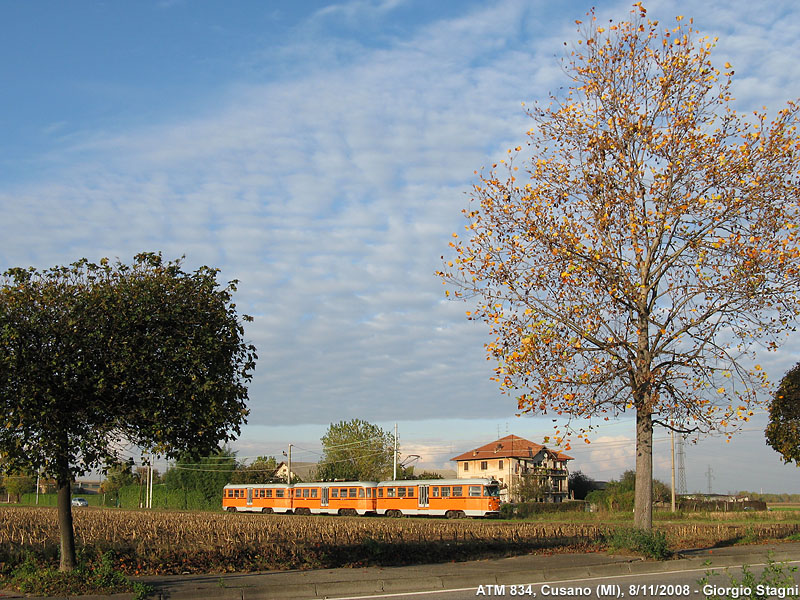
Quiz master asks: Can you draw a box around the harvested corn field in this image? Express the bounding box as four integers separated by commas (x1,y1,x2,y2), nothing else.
2,506,799,574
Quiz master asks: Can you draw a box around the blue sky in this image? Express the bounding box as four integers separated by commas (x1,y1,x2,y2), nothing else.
3,0,800,494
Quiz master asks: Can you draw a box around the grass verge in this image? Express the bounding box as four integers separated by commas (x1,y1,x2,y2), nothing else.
1,550,153,600
604,527,672,560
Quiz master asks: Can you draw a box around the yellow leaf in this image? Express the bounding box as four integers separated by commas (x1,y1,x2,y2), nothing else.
717,387,725,394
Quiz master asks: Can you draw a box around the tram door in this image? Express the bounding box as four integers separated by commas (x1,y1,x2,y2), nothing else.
418,485,429,508
321,487,329,507
247,487,253,507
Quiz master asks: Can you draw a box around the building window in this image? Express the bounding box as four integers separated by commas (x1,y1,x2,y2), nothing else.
480,461,488,470
499,460,504,469
463,462,469,471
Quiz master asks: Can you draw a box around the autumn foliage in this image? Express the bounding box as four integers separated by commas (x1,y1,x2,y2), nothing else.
440,5,800,529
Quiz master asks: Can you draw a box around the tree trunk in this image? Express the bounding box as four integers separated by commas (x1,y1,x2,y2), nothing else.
56,472,77,571
633,407,653,529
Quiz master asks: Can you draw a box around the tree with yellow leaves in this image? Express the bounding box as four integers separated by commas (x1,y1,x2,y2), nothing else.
439,5,800,530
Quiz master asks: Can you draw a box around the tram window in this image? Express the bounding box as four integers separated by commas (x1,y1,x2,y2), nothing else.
378,488,384,498
303,489,310,498
469,486,481,497
349,488,357,498
453,487,463,497
359,488,365,498
408,487,414,497
484,486,500,497
366,488,371,498
432,487,439,497
311,489,318,498
441,487,450,497
331,488,339,498
387,488,396,498
398,487,406,498
266,490,272,498
276,490,285,498
340,488,348,497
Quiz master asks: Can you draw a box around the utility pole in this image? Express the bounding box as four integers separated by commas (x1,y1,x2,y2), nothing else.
147,456,154,509
670,430,676,512
393,423,398,481
149,458,154,508
287,444,293,485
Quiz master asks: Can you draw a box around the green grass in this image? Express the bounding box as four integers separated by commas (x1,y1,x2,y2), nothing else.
1,551,153,600
604,528,672,560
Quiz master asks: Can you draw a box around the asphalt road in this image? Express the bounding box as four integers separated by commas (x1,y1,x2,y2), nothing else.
325,561,800,600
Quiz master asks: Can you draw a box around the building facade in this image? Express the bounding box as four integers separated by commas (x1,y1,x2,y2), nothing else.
451,434,573,503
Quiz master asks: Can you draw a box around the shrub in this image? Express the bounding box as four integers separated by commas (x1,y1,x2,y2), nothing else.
604,527,671,560
699,555,800,599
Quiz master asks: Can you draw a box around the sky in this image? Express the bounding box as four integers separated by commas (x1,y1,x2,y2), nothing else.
2,0,800,494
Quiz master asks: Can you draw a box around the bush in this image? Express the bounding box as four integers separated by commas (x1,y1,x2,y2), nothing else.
604,527,671,560
3,551,152,600
501,501,587,519
699,555,799,599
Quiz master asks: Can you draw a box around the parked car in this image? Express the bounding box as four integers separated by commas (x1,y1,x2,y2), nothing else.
71,497,88,507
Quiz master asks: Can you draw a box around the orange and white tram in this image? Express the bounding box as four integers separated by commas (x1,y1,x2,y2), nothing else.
375,479,501,518
222,478,501,518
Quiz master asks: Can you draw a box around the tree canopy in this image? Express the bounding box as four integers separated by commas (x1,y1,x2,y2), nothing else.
317,419,395,481
0,253,257,569
230,456,280,484
439,5,800,529
765,362,800,465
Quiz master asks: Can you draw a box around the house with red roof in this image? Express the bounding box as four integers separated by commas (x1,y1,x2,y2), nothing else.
451,434,573,503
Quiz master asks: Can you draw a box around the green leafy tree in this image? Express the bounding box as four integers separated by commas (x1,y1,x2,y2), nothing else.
230,456,280,484
100,460,138,503
587,469,669,510
414,471,444,480
3,472,35,502
568,470,596,500
439,5,800,530
0,254,257,570
517,473,547,502
164,448,237,506
766,362,800,465
317,419,394,481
